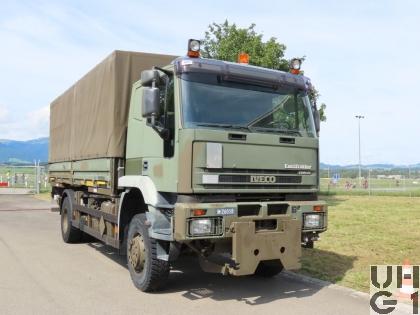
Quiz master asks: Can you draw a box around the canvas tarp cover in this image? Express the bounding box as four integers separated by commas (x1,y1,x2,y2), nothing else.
49,50,176,162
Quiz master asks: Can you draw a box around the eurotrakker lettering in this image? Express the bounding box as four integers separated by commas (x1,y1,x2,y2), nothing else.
284,164,312,170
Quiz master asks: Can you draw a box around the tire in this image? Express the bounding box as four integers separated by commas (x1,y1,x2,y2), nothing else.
254,260,284,277
303,241,314,249
60,196,83,243
127,214,170,292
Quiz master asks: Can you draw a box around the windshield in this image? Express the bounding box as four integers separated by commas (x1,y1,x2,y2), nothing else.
180,73,316,137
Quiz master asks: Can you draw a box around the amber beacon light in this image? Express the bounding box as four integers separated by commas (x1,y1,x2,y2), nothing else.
187,39,201,58
289,58,302,74
237,52,250,64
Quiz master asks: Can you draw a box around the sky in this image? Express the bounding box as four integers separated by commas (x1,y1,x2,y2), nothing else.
0,0,419,165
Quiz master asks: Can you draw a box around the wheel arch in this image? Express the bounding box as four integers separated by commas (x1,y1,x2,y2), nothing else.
118,188,148,242
118,175,175,245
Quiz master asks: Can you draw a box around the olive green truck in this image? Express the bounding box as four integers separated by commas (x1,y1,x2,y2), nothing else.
49,40,327,292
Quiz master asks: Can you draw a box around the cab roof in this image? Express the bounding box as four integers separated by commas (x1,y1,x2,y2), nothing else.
173,56,311,91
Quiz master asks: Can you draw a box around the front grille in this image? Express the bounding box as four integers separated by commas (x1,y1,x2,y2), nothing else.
203,168,306,175
219,174,301,184
202,184,314,190
238,204,261,216
268,204,288,215
196,168,315,190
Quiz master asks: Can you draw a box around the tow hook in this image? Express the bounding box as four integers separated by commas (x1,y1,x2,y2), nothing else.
185,242,240,270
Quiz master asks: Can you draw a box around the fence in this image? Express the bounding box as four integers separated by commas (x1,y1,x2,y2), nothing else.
0,164,50,193
321,175,420,197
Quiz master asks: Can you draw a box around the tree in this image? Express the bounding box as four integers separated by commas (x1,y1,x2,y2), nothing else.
319,104,327,122
201,20,326,121
202,21,289,71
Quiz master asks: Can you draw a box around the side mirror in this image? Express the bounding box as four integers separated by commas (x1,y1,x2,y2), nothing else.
140,70,159,87
142,87,160,117
313,106,321,134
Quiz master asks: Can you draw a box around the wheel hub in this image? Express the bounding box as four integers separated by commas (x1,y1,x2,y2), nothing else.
61,209,68,233
128,234,146,273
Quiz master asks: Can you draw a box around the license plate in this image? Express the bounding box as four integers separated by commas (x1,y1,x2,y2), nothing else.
216,208,235,216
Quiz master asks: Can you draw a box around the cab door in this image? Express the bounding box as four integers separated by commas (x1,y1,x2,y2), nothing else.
125,75,178,192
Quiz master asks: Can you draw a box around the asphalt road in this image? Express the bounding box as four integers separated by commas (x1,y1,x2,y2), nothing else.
0,195,411,315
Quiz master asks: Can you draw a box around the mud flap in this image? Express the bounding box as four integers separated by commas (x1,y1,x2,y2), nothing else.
229,219,302,276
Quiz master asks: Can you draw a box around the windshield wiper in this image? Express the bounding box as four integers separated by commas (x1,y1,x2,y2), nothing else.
196,123,301,136
249,127,302,136
196,123,251,132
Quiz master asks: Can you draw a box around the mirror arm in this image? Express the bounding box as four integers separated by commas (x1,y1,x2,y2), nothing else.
310,99,321,135
153,66,173,77
149,115,170,141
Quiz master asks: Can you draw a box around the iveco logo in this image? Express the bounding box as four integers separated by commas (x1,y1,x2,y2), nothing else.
250,175,276,183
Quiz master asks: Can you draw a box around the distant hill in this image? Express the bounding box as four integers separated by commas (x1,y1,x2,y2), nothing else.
0,137,419,169
0,138,48,164
320,162,420,170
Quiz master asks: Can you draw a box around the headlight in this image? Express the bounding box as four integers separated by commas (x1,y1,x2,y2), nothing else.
187,39,201,58
188,217,223,237
304,213,322,229
189,39,200,52
189,219,212,235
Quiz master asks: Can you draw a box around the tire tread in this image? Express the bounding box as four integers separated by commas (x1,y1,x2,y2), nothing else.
127,214,169,292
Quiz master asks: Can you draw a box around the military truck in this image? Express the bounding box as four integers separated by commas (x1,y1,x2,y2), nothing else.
49,39,327,292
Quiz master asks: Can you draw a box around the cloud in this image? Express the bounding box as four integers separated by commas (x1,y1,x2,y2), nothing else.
0,105,9,122
0,0,419,164
29,105,49,133
0,106,49,140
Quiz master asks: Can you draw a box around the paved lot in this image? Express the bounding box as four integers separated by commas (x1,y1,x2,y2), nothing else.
0,195,411,315
0,188,34,195
0,194,52,211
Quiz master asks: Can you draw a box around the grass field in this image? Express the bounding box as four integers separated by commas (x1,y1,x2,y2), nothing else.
298,195,420,292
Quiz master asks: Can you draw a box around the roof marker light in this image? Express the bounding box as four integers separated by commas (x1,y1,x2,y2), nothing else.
238,52,250,64
289,58,302,74
187,39,201,58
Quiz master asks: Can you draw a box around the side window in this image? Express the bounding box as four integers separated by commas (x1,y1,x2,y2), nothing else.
163,77,175,157
159,84,166,121
145,75,175,158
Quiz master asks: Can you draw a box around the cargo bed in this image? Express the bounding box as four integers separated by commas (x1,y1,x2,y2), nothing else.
49,158,123,195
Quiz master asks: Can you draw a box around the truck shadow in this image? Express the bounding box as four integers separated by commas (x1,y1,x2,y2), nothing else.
88,243,356,306
165,250,355,305
166,256,320,305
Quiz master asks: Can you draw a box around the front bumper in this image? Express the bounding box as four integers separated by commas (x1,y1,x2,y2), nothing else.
230,219,301,275
173,200,327,275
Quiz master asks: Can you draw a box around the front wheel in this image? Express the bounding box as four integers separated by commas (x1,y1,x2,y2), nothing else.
302,241,314,249
127,214,170,292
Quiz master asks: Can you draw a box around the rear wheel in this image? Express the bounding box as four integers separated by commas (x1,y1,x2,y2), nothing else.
60,196,82,243
254,260,284,277
127,214,170,292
